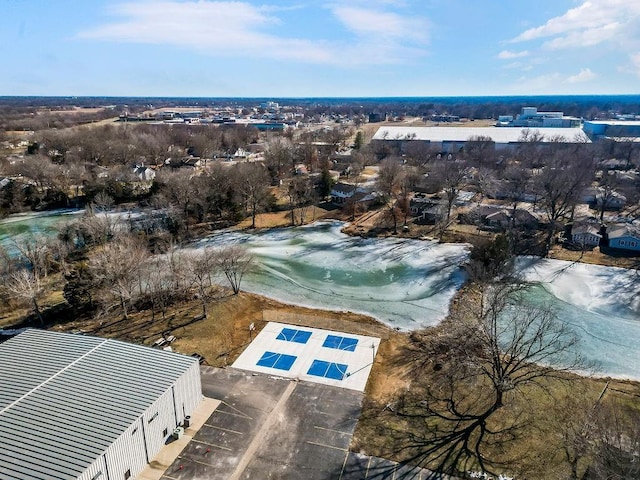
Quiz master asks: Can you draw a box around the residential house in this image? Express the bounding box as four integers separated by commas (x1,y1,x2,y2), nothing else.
234,148,248,159
571,223,602,248
607,224,640,252
165,156,203,169
410,195,446,224
132,165,156,182
470,205,538,230
597,191,626,210
294,164,309,175
330,182,359,205
599,158,632,170
580,187,599,204
182,156,202,169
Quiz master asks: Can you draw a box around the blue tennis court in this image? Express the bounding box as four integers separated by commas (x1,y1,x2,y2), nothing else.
232,322,381,391
277,327,312,344
307,360,348,380
322,334,359,352
256,351,297,371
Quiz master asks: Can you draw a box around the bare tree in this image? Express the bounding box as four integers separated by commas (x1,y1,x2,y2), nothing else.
587,398,640,479
185,247,218,318
158,169,196,223
216,245,253,295
11,235,51,280
534,156,593,252
5,268,45,324
142,256,176,321
428,159,469,228
503,164,533,227
264,136,294,182
288,176,317,226
389,277,585,476
377,158,405,234
89,235,147,319
464,135,496,166
233,163,272,229
76,193,122,245
596,171,622,222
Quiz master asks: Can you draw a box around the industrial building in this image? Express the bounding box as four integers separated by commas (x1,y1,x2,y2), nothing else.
0,329,202,480
496,106,581,128
371,125,589,154
583,120,640,140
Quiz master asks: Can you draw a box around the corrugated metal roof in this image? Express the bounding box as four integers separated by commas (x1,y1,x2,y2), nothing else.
371,126,590,143
0,329,199,480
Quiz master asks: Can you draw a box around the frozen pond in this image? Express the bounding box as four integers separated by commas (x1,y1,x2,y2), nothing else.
0,209,82,252
200,222,640,380
517,257,640,380
198,221,470,331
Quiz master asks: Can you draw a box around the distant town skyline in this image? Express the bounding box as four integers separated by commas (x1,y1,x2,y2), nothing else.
2,0,639,97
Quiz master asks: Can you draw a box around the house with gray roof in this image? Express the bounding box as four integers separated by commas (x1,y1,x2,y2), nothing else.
607,224,640,252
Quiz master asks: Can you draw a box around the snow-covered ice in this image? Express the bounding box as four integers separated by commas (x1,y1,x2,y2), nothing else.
200,221,470,331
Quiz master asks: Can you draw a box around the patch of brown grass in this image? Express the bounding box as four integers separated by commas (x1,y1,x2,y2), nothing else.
234,206,331,230
548,245,639,269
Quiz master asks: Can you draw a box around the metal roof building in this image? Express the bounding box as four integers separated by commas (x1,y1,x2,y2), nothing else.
372,126,589,146
0,329,202,480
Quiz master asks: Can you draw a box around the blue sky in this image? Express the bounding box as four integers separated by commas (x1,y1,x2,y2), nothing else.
1,0,639,97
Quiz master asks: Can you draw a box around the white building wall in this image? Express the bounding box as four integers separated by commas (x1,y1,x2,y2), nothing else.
76,362,201,480
77,455,107,480
142,387,178,460
171,362,202,424
104,420,148,480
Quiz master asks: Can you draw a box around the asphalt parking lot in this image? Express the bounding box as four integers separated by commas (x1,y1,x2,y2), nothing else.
160,367,362,480
160,366,438,479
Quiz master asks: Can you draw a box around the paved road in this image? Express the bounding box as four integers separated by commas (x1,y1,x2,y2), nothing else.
161,367,437,480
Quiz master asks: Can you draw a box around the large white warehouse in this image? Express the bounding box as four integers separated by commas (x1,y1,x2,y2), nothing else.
0,329,202,480
371,126,590,152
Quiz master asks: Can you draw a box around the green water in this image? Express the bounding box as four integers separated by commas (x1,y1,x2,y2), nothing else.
0,209,82,252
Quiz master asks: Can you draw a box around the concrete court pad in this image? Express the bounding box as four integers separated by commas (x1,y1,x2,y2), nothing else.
232,322,381,392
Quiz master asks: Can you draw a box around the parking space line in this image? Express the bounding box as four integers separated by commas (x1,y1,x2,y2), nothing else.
219,400,253,419
190,438,233,451
186,457,222,468
215,409,252,420
313,425,352,436
306,440,348,452
204,423,244,435
338,451,350,480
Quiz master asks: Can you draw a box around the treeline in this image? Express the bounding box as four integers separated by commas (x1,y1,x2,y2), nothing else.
0,108,122,131
0,123,342,228
3,96,640,125
304,96,640,120
0,206,253,326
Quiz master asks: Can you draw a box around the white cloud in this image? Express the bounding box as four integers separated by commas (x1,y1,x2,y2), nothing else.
331,6,428,43
497,50,529,59
78,1,429,67
627,53,640,77
79,1,330,63
511,0,640,49
513,72,563,92
567,67,596,83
